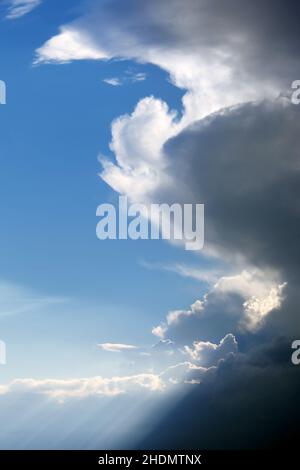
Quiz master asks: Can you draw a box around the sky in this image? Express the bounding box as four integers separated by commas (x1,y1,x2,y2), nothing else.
0,0,300,450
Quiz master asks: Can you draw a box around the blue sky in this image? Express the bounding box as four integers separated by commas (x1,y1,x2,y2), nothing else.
0,0,300,450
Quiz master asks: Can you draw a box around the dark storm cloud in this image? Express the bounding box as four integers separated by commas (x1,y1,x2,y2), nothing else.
153,100,300,339
139,337,300,449
141,98,300,447
163,100,300,278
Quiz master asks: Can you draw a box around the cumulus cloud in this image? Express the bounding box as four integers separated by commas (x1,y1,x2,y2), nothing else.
184,333,238,366
152,270,286,343
160,362,213,385
242,283,286,332
5,0,41,19
100,96,177,199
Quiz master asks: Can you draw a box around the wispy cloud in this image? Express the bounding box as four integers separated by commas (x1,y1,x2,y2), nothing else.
5,0,41,20
140,260,221,284
103,72,147,87
102,77,122,87
0,280,68,317
97,343,139,353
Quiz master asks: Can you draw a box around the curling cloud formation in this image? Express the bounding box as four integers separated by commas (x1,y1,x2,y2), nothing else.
35,0,300,201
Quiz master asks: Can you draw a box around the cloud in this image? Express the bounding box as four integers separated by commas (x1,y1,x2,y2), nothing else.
35,0,292,105
97,335,239,380
0,379,169,450
103,72,147,87
158,100,300,339
5,0,41,19
242,283,286,332
34,27,108,64
160,362,214,385
97,343,139,353
139,337,300,449
36,0,299,204
33,1,300,211
162,101,300,273
184,333,238,366
100,96,177,199
103,78,122,87
0,338,296,449
0,332,238,401
129,72,147,83
0,373,164,400
151,325,165,339
152,270,286,343
0,280,67,317
35,1,295,206
141,260,222,284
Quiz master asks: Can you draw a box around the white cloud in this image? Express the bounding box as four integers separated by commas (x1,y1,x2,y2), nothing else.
152,270,286,339
151,325,165,339
214,271,287,332
109,97,176,171
130,72,147,83
0,332,237,400
103,78,122,87
242,283,287,332
214,270,279,299
103,72,147,87
184,333,238,365
0,373,164,400
35,27,109,64
34,2,280,206
152,299,204,338
6,0,41,20
161,362,211,385
97,343,139,353
100,96,177,199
